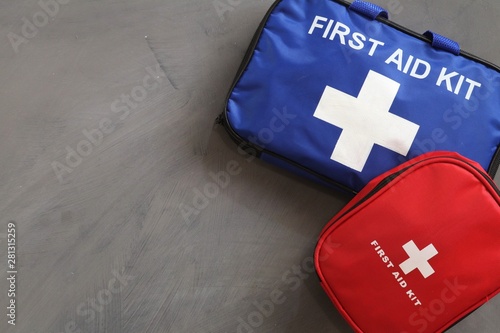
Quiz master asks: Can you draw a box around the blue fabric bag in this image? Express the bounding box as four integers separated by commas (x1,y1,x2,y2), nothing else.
219,0,500,193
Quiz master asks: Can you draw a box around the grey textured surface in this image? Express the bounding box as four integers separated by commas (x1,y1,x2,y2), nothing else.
0,0,499,332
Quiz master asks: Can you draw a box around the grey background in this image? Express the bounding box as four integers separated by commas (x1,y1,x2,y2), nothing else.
0,0,499,332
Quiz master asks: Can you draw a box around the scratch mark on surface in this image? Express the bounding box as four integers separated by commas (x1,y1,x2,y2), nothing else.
145,36,179,90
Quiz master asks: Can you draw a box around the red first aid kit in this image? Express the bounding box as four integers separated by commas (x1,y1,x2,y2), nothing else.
314,151,500,333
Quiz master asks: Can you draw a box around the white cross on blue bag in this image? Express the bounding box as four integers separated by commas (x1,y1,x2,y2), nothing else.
218,0,500,193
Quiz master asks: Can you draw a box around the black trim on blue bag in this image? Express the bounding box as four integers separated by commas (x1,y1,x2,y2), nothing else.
219,0,500,191
490,146,500,179
215,114,358,195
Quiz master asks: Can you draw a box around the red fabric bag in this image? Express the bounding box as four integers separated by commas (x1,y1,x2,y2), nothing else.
315,151,500,333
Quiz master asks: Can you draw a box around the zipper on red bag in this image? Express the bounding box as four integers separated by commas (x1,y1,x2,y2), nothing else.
318,154,500,239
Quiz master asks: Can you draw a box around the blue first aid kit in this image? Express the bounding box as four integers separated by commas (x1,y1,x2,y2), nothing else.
218,0,500,193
